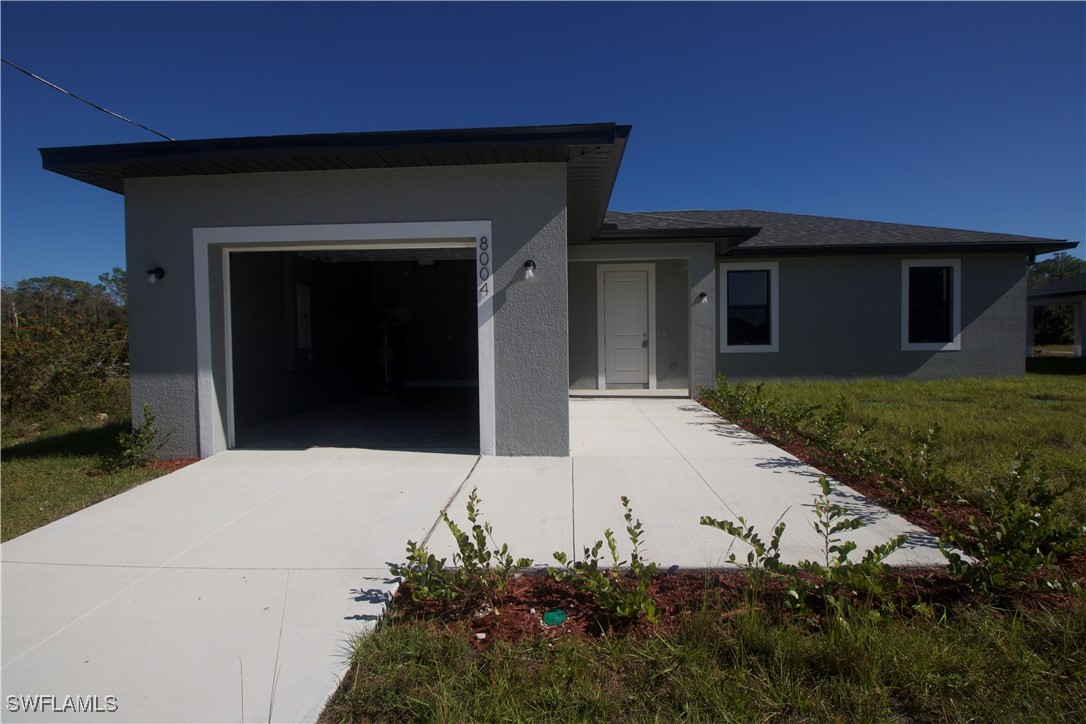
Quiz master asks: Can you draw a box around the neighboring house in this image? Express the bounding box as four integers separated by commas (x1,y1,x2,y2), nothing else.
1027,272,1086,358
39,122,1077,458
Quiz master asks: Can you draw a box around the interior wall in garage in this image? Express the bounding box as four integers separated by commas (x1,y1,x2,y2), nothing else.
229,252,320,430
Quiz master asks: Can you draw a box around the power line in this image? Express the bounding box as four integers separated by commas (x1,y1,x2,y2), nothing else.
2,57,175,141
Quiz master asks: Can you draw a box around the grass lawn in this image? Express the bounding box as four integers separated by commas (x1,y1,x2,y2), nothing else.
323,602,1086,723
758,364,1086,525
323,368,1086,723
1,386,174,541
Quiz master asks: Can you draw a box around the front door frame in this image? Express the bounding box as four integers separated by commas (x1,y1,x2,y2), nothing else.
596,262,656,390
193,220,495,457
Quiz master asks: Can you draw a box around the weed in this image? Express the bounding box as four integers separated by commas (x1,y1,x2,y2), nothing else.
551,496,659,623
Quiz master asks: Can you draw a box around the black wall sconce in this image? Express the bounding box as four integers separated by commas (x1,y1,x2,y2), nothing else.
523,259,537,281
147,267,165,284
697,291,709,304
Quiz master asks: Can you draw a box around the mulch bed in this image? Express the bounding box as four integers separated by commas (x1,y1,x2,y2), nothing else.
384,562,1082,649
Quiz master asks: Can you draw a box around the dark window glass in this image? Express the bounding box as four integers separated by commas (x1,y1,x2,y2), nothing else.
908,266,952,343
727,270,771,346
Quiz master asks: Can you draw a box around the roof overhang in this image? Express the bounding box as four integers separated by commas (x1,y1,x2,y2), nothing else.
721,240,1079,258
40,122,632,243
591,226,760,243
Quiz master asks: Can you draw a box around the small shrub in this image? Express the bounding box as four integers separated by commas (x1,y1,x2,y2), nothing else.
702,476,905,616
808,395,851,451
876,423,955,506
699,512,788,599
115,402,169,468
551,496,659,623
938,454,1085,593
390,487,532,603
700,374,814,439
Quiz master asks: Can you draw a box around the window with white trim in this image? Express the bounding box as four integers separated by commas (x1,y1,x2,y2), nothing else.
720,262,779,353
901,259,961,351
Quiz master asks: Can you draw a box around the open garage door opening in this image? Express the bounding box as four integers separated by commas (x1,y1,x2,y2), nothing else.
228,249,480,452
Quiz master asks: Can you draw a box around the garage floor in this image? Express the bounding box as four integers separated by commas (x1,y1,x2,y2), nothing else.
236,388,479,451
1,398,942,723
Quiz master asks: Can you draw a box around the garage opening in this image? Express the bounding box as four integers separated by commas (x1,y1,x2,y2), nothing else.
228,249,479,452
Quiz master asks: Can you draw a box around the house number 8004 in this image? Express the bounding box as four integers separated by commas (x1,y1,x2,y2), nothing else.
478,236,491,297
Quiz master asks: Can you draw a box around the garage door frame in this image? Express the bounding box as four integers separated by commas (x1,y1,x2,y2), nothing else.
193,221,495,457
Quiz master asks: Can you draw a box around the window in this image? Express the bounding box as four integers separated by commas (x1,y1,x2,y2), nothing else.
720,262,779,352
901,259,961,351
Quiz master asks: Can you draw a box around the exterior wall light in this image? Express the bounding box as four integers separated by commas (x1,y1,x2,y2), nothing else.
697,292,709,304
147,267,165,284
523,259,537,281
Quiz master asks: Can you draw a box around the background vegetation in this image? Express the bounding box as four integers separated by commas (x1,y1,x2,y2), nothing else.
0,269,174,541
1030,252,1086,346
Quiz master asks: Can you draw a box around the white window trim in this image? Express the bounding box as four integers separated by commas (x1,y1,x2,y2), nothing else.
719,261,779,353
193,220,495,458
901,259,961,352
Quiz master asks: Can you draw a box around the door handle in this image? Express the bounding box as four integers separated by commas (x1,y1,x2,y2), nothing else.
642,339,648,348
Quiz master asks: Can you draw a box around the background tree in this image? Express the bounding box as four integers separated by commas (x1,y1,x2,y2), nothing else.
2,271,128,413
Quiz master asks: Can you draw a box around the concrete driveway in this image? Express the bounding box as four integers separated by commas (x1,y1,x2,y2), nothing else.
1,447,477,723
2,397,941,723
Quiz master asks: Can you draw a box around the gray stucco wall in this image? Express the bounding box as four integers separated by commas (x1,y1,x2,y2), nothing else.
568,259,690,390
567,242,716,395
125,163,568,457
717,253,1028,380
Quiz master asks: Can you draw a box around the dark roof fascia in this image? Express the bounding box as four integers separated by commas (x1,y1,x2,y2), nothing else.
39,123,625,194
720,240,1078,258
589,126,632,238
1029,289,1086,301
594,226,760,242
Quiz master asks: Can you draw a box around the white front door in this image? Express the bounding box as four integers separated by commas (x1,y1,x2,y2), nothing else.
603,269,649,384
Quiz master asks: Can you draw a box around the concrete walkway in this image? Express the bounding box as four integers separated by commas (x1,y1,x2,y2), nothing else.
426,398,942,569
1,398,941,723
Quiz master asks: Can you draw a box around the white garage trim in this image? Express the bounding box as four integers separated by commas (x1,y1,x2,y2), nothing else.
193,220,495,458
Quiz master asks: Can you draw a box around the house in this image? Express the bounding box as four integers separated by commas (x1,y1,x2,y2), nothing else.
1027,272,1086,358
39,122,1077,458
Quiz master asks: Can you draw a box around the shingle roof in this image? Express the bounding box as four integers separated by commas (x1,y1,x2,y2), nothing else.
1029,272,1086,299
602,209,1073,254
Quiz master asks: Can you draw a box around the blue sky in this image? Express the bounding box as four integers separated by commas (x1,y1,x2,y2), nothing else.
2,1,1083,285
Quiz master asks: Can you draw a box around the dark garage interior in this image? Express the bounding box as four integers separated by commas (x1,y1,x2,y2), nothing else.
228,250,479,451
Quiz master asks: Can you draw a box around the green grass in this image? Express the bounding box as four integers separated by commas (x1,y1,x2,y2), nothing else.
756,369,1086,525
323,600,1086,723
1,383,169,541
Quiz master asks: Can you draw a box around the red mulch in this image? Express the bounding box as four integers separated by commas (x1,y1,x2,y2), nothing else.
150,457,200,473
384,563,1083,649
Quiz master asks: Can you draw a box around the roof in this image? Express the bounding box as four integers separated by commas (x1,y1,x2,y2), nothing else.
602,209,1076,256
39,123,631,245
1029,272,1086,299
40,122,1077,255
